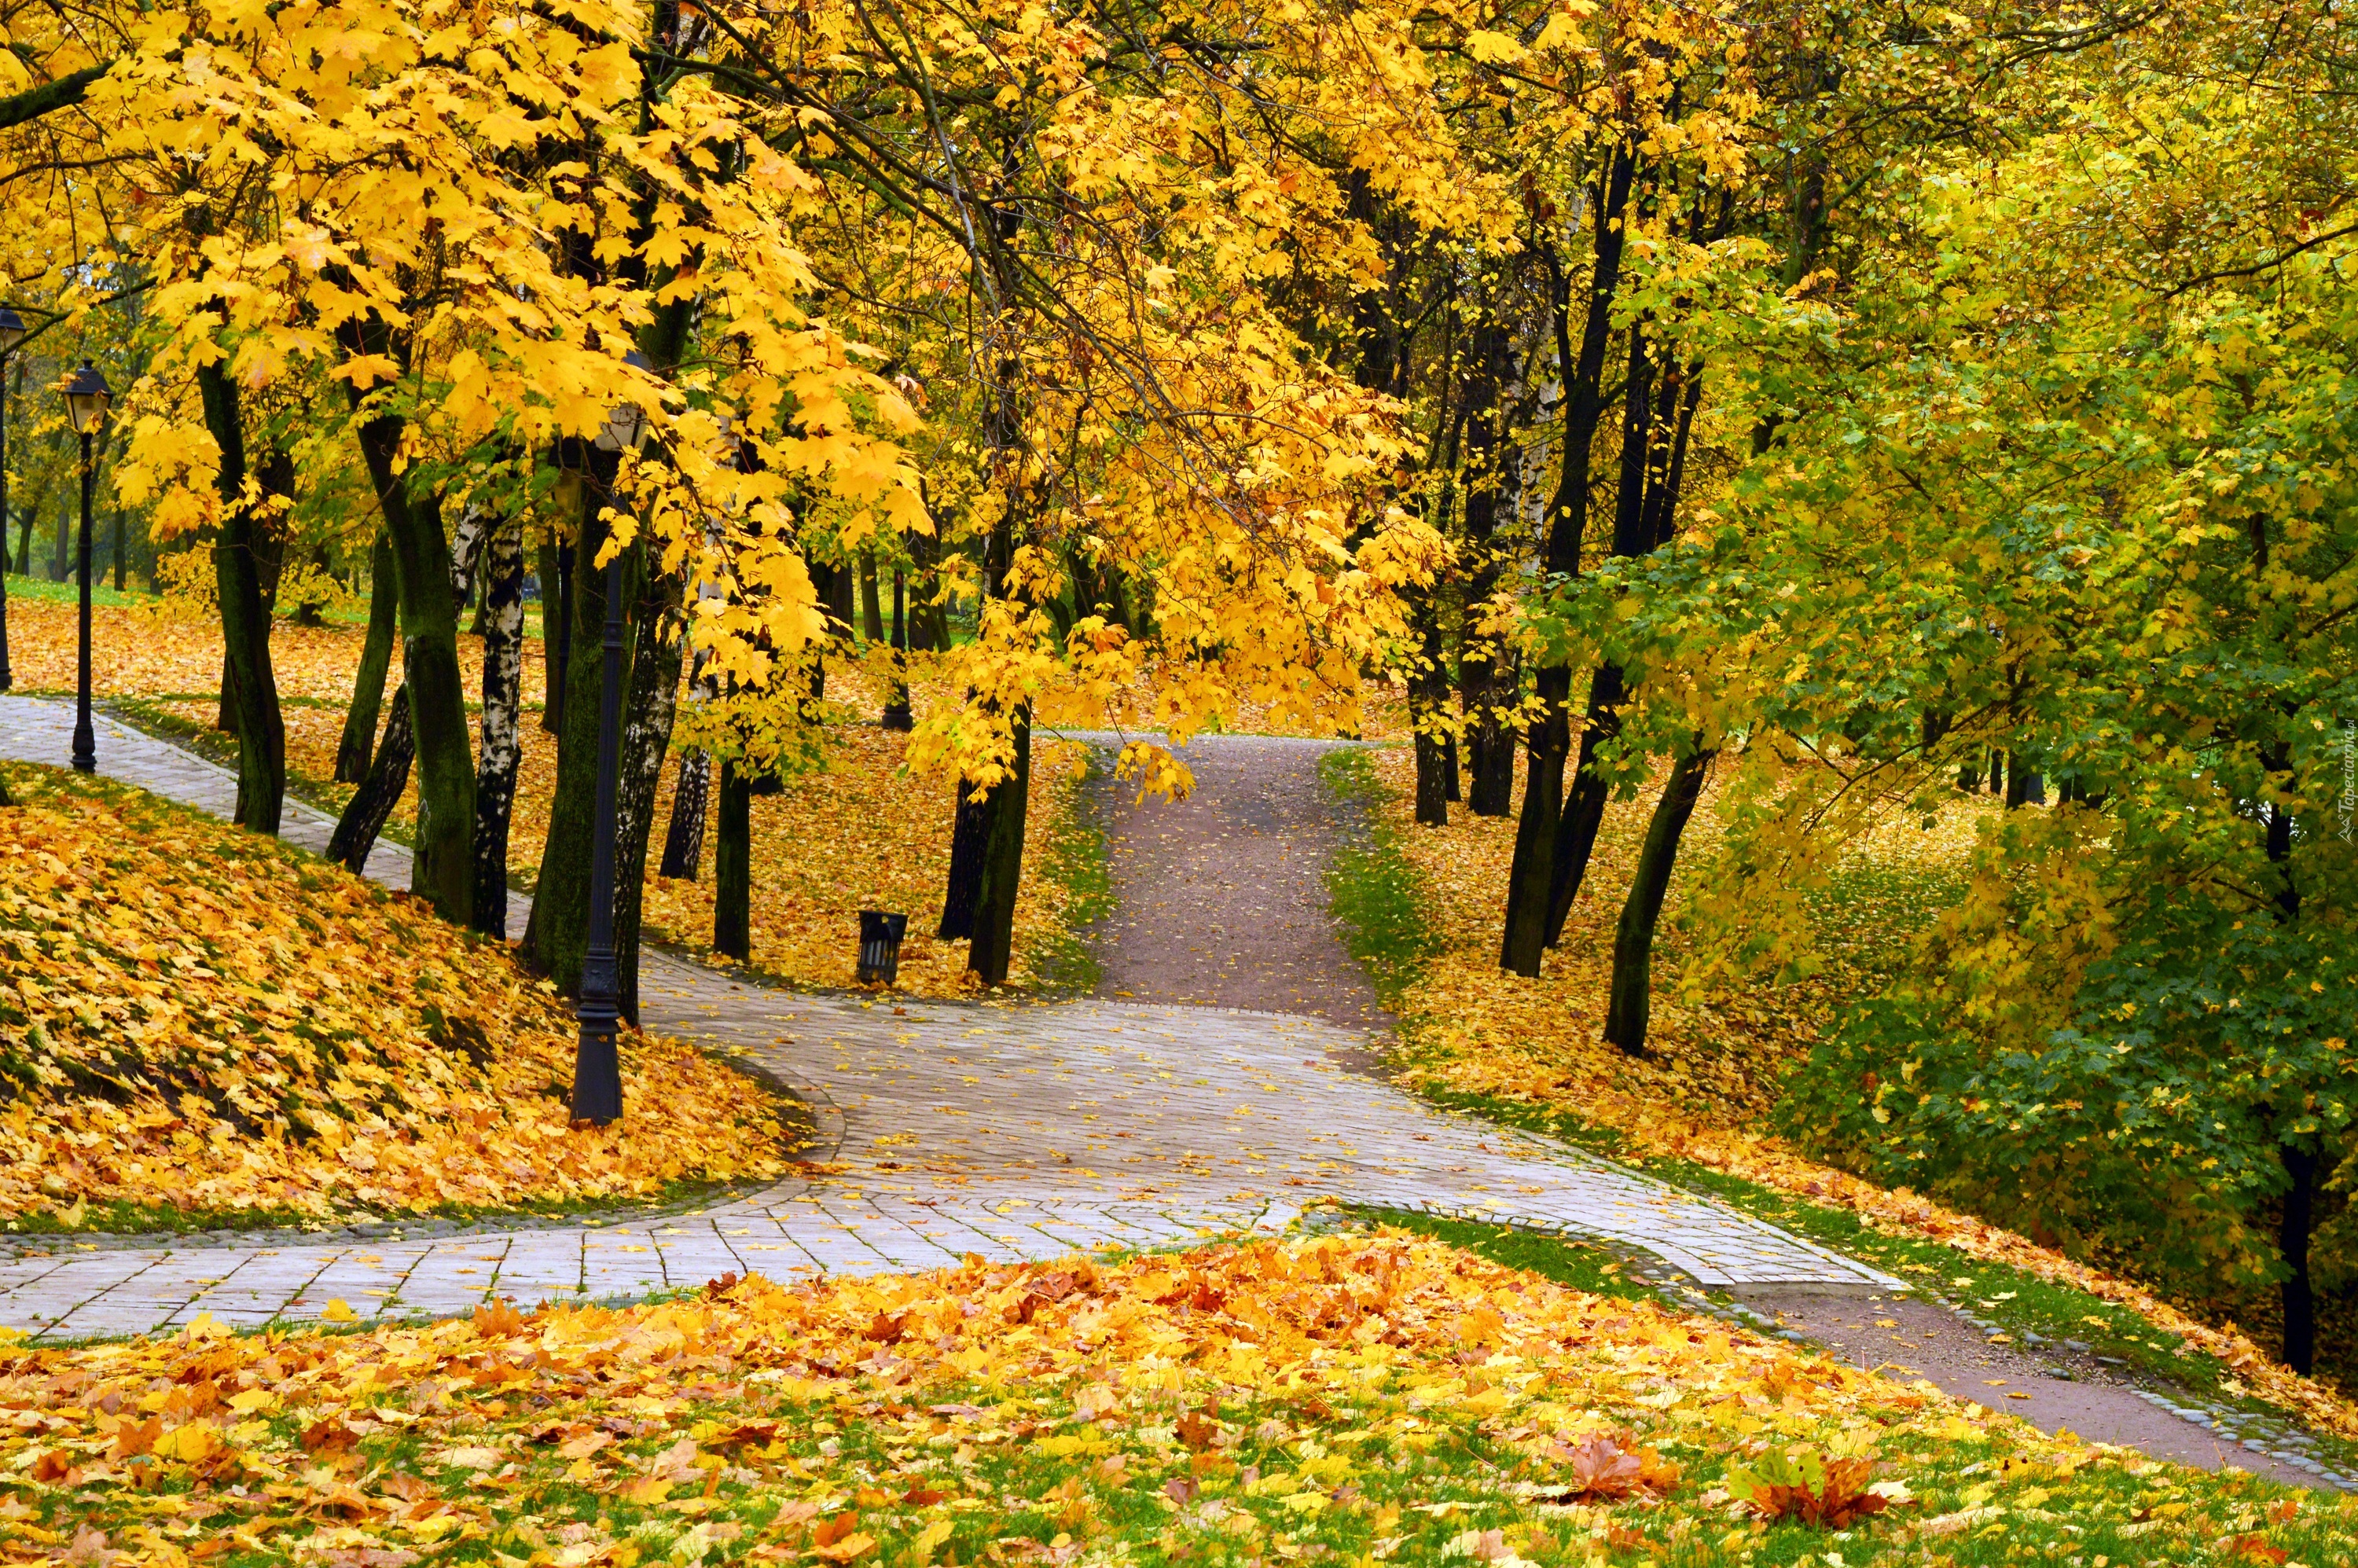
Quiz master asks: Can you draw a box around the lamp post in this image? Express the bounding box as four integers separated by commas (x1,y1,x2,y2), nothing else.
0,306,24,693
570,351,653,1127
61,362,112,773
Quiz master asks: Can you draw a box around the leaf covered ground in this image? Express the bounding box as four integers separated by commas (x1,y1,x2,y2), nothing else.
1341,747,2358,1445
6,598,1085,997
0,766,792,1225
7,1231,2345,1568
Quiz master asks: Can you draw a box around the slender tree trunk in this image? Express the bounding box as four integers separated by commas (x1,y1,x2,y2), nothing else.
940,780,990,940
1409,589,1450,827
1989,750,2004,795
1500,669,1571,974
612,573,689,1026
1601,748,1713,1055
660,751,710,879
195,362,286,835
2004,751,2029,808
472,510,526,937
336,529,399,784
967,710,1031,986
527,449,634,994
2281,1142,2319,1375
883,569,913,731
859,549,884,643
1460,318,1515,817
1442,733,1462,803
909,529,949,652
540,527,569,736
714,758,751,960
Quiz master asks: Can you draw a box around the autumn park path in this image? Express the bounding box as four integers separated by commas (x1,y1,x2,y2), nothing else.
0,698,2331,1485
1084,733,1387,1030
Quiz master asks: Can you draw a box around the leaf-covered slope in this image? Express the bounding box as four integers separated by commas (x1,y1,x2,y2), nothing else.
0,765,790,1221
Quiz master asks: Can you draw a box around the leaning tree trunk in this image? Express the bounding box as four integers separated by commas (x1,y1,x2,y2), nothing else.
329,509,489,879
195,361,287,835
472,509,526,937
1544,662,1626,945
335,529,399,784
1601,747,1713,1055
611,571,689,1026
967,710,1032,986
330,685,413,874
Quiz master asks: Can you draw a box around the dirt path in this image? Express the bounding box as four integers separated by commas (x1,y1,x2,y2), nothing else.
1085,734,1388,1031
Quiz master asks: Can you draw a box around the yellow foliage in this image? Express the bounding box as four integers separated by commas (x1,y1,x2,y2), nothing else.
0,766,792,1221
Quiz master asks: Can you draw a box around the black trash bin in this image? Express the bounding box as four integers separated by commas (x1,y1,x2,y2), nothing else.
858,910,909,985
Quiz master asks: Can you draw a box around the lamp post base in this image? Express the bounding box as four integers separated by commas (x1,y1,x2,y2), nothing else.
570,1013,623,1126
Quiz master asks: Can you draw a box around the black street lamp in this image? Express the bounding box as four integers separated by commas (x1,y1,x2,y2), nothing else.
570,351,653,1127
61,362,112,773
0,306,24,694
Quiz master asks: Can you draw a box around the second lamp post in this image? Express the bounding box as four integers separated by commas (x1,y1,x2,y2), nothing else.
571,352,653,1128
62,362,112,773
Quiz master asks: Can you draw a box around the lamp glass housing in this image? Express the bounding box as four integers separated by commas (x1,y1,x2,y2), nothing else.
0,307,24,357
61,362,112,436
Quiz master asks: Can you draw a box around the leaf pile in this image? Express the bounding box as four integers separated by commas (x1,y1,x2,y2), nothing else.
9,1231,2330,1568
0,766,790,1221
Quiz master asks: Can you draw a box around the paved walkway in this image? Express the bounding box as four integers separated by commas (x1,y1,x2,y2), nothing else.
0,694,1908,1341
1085,733,1388,1028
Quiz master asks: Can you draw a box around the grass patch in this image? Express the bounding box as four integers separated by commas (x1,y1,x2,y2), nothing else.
1319,746,1444,1004
1032,744,1116,993
1342,1205,1659,1305
2,571,158,610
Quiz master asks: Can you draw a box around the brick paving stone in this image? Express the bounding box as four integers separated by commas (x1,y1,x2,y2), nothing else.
0,692,1902,1344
